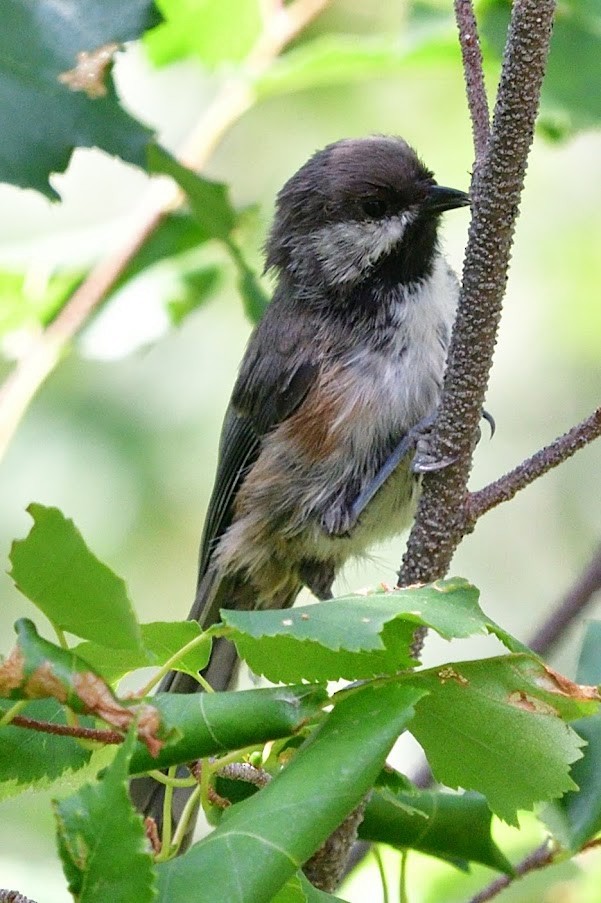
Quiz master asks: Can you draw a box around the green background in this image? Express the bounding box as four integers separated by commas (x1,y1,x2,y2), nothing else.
0,0,600,900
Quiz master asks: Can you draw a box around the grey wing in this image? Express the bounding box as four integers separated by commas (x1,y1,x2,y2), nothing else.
196,406,260,582
190,357,320,619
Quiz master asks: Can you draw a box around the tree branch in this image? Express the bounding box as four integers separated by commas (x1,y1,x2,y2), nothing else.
467,839,555,903
8,714,123,744
0,0,331,463
528,543,601,656
0,892,38,903
399,0,557,589
454,0,490,170
467,407,601,524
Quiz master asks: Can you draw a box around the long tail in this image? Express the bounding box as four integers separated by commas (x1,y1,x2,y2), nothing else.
129,567,301,847
129,568,248,832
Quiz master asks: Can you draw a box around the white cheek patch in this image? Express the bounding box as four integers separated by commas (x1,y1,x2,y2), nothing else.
311,213,416,286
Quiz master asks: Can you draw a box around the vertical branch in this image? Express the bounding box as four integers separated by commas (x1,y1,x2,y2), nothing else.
399,0,557,588
454,0,490,169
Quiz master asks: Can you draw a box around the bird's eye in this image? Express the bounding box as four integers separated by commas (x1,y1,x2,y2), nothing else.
359,197,388,218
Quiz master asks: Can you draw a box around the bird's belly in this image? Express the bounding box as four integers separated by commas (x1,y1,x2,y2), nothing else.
298,453,419,562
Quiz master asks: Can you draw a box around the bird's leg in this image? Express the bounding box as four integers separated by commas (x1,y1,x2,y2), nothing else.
321,414,438,537
411,407,495,472
322,409,495,537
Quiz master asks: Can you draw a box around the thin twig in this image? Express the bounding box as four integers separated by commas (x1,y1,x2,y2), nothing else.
217,761,272,788
0,0,331,463
467,839,555,903
468,818,601,901
454,0,490,169
529,543,601,656
467,407,601,524
399,0,557,590
7,713,123,744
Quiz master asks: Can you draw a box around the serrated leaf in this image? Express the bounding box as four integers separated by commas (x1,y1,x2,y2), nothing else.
360,788,512,873
145,0,261,67
0,620,166,755
10,504,142,650
221,578,521,683
409,655,593,824
254,34,459,99
0,0,161,197
54,727,156,903
0,699,93,799
75,620,211,683
129,684,328,775
155,682,426,903
546,621,601,850
148,144,237,240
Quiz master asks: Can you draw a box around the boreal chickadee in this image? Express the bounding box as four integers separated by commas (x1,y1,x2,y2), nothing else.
188,134,468,692
130,133,469,833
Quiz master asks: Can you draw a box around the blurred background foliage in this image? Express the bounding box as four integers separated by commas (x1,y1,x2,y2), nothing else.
0,0,600,900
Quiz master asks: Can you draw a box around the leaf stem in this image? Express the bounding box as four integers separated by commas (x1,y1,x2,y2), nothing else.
0,700,27,726
399,849,409,903
155,765,176,862
170,784,202,853
136,633,213,697
372,845,390,903
146,769,197,788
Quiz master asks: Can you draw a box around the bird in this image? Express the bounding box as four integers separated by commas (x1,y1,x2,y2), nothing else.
130,134,469,832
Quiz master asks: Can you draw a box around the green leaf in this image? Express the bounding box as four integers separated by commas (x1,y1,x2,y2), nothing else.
0,699,93,799
0,0,161,197
480,0,601,137
409,655,592,825
0,619,112,709
113,210,213,290
129,684,328,774
145,0,261,67
155,682,426,903
360,788,512,873
148,144,237,240
254,34,460,99
75,620,211,683
147,145,269,322
54,727,156,903
271,873,349,903
167,265,222,325
0,269,85,338
10,504,142,650
546,621,601,850
0,621,165,758
220,578,521,683
227,240,270,322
